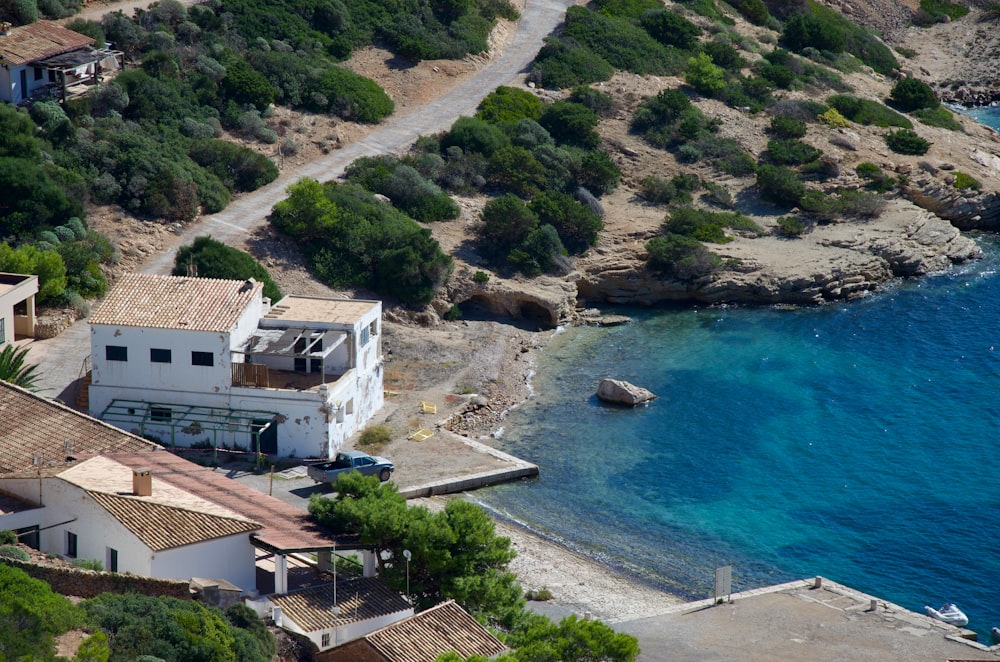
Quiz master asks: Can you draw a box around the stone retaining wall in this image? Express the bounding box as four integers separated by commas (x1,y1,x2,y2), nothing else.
4,557,192,599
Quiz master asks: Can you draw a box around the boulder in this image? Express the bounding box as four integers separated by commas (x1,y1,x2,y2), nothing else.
596,379,657,406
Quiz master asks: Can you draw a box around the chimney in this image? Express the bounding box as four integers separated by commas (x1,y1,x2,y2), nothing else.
132,467,152,497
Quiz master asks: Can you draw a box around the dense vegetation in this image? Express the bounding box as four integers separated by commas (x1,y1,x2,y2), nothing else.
311,473,640,661
269,178,453,304
0,561,275,662
172,236,282,302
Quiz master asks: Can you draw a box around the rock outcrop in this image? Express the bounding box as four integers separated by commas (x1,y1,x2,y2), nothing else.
442,269,578,328
596,379,657,406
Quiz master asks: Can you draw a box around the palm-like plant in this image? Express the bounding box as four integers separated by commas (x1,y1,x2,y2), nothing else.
0,345,40,390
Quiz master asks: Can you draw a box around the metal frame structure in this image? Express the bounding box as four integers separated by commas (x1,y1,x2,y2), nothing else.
100,399,278,453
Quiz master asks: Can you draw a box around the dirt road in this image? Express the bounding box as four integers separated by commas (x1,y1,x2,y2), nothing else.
140,0,577,276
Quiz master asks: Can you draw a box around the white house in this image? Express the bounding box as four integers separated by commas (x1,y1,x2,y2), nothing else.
87,273,385,459
0,21,123,105
0,272,38,347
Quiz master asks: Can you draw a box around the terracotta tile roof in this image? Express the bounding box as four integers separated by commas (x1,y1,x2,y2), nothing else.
88,490,261,551
0,21,94,66
0,382,156,474
270,577,412,632
365,600,508,662
89,273,262,332
105,452,361,552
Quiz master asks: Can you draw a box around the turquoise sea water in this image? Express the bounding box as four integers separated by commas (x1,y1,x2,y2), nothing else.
476,107,1000,639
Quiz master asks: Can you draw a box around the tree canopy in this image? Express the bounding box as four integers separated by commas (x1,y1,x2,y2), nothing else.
173,236,283,302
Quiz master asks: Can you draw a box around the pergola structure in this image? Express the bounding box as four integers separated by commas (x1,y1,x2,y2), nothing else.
100,399,279,455
35,47,124,104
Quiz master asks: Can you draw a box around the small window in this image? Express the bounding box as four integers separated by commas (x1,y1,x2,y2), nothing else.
106,345,127,362
0,318,5,344
107,547,118,572
360,326,370,346
33,67,42,81
321,633,331,648
369,319,378,337
150,406,172,422
150,348,172,363
310,358,321,373
294,357,306,372
191,351,213,366
66,531,78,558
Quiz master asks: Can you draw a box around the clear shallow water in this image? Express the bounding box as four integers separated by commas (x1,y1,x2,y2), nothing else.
476,237,1000,639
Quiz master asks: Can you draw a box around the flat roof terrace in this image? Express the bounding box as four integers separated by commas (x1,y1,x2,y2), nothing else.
264,296,379,325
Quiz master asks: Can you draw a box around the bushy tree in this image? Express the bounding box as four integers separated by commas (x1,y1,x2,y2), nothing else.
531,38,616,89
756,164,805,207
478,194,539,261
685,52,726,96
187,140,278,192
505,612,640,662
443,116,511,157
646,233,720,280
0,242,67,303
538,101,600,148
476,86,543,123
885,129,931,155
173,236,282,302
781,12,845,53
889,77,938,112
639,9,702,50
310,473,522,626
0,564,83,658
0,0,38,25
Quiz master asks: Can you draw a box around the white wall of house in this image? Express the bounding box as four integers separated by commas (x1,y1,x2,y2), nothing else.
0,476,257,590
0,274,38,346
151,535,256,594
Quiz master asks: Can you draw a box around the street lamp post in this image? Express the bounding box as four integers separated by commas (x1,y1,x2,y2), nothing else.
403,549,411,600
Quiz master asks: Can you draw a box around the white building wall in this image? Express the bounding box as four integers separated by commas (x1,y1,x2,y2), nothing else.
0,66,12,103
90,326,231,398
0,304,12,347
151,535,256,594
0,477,154,574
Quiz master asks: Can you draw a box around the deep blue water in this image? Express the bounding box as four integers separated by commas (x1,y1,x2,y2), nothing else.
476,106,1000,639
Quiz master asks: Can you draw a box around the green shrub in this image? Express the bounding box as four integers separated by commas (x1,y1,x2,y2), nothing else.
919,0,969,21
173,236,282,302
885,129,930,155
539,101,601,148
576,149,622,195
798,189,839,221
270,179,452,305
856,162,895,192
563,6,687,76
770,115,808,139
818,107,850,127
358,425,392,448
827,95,912,128
676,0,735,24
531,38,616,89
640,176,686,204
0,0,38,24
529,190,603,253
639,9,702,50
0,530,16,545
0,243,67,304
701,41,746,71
569,86,617,117
776,215,805,236
889,77,938,112
593,0,661,18
734,0,770,23
695,136,757,176
473,270,490,283
756,164,805,207
953,172,981,191
781,12,846,53
72,558,103,571
188,140,278,192
766,139,822,166
507,224,566,276
913,106,963,131
0,544,28,561
838,189,886,218
444,304,462,320
442,116,511,157
685,53,726,96
476,86,544,123
310,67,394,123
478,194,539,261
646,233,721,280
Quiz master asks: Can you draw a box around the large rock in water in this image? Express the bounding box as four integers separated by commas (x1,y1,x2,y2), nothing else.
596,379,657,406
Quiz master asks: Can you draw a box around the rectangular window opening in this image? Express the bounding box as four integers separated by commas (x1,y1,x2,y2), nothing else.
321,633,330,648
0,318,5,345
150,348,172,363
106,345,127,362
107,547,118,572
191,351,213,367
66,531,78,558
150,406,172,422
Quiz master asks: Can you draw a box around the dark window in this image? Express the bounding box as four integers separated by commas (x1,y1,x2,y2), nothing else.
106,345,127,362
310,358,322,373
294,338,307,353
108,548,118,572
150,406,171,422
191,351,213,366
0,318,5,344
150,348,172,363
294,357,307,372
33,67,42,81
67,531,77,558
48,69,56,83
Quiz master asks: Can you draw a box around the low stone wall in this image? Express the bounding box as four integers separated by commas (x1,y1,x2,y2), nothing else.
4,557,192,599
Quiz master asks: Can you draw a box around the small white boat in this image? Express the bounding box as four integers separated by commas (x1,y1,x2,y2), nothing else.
991,626,1000,642
924,603,969,627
